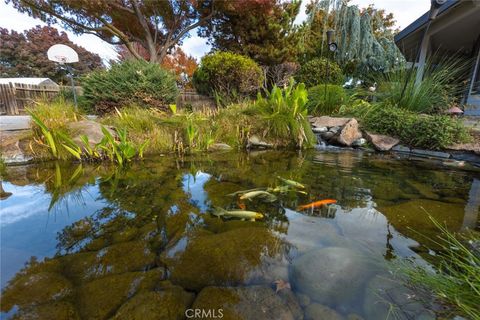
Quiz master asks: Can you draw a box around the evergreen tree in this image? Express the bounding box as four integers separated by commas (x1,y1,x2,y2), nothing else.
198,0,301,66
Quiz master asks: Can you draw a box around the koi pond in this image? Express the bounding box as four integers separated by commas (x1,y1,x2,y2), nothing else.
1,150,479,320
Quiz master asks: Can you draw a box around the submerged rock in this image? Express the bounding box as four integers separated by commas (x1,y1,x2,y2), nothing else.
304,303,344,320
76,268,162,319
113,286,194,320
330,119,362,147
1,271,73,312
290,247,374,310
363,275,435,320
63,240,157,283
193,285,303,320
10,301,80,320
163,227,283,291
364,132,399,151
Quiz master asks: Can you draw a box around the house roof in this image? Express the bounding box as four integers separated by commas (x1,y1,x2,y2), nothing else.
0,78,59,87
394,0,480,62
394,0,460,43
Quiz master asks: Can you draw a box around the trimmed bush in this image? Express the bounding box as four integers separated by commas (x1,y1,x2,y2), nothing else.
295,58,344,88
192,52,263,101
82,60,178,114
306,84,347,115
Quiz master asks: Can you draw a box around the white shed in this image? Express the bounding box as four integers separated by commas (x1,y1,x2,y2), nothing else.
0,78,59,88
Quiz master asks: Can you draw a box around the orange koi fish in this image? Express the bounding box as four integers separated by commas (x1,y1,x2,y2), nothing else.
297,199,337,210
237,201,246,210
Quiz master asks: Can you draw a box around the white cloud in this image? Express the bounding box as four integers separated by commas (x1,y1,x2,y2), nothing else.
180,34,211,61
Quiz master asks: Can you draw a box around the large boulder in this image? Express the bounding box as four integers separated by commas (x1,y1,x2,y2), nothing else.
67,120,115,147
113,286,194,320
310,116,351,128
364,132,399,151
290,247,375,311
162,227,283,291
192,285,303,320
0,130,33,164
330,119,362,147
9,301,80,320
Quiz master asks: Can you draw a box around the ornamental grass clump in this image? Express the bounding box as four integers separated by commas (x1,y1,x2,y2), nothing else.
402,216,480,320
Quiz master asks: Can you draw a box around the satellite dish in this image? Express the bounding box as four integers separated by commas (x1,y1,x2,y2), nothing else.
47,44,79,64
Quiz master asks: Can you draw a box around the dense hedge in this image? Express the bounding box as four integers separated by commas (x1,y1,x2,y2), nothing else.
306,84,346,115
192,52,263,101
295,58,344,87
82,60,178,114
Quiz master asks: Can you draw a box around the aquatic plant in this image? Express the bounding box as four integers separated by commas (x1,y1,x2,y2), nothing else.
306,84,347,115
402,216,480,320
254,79,316,148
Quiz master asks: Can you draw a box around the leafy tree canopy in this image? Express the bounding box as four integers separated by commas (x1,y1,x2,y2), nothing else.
198,0,301,66
7,0,215,63
0,25,103,83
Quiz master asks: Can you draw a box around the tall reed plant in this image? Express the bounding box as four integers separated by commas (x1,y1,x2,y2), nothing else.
377,55,471,113
402,216,480,320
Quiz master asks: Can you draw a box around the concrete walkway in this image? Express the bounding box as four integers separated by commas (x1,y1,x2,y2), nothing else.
0,116,31,131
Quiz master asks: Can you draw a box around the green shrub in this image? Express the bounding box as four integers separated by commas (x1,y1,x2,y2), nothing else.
82,60,178,114
358,104,470,149
306,84,347,115
192,52,263,102
295,58,344,87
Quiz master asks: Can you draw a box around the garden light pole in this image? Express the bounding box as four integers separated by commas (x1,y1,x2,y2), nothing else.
399,0,447,102
325,30,338,99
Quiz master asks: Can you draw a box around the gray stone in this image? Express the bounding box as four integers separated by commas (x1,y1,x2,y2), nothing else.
208,143,233,151
290,247,374,308
67,120,115,148
329,126,341,134
392,145,411,153
321,131,335,141
365,132,399,151
411,149,451,159
330,119,363,147
0,130,34,164
363,275,435,320
247,135,273,149
193,285,303,320
310,116,351,128
312,126,328,133
305,303,344,320
352,138,366,147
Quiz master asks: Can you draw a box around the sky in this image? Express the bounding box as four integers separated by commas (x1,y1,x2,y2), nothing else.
0,0,430,63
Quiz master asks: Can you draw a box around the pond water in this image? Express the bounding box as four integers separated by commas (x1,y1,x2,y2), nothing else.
0,150,479,320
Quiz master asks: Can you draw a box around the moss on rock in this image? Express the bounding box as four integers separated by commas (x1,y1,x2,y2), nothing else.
11,301,80,320
163,227,283,291
112,287,194,320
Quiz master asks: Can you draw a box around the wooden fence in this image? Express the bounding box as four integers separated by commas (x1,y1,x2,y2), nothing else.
0,84,214,115
0,83,60,115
